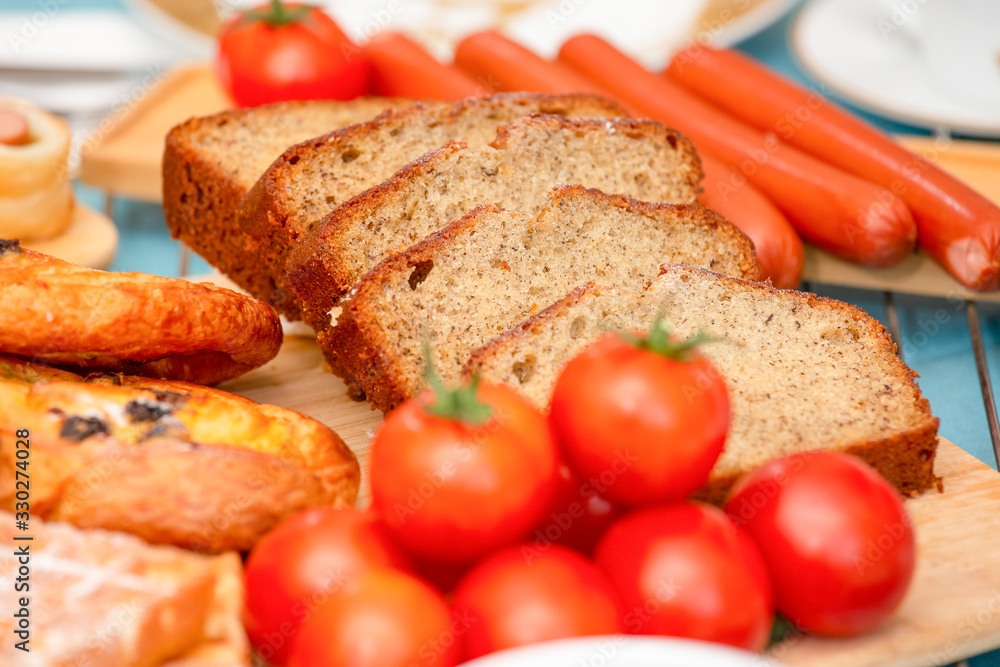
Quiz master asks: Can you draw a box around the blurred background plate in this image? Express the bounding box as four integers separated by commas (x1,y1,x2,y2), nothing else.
459,635,784,667
792,0,1000,137
126,0,800,67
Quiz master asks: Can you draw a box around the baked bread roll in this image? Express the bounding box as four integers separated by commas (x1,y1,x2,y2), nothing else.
0,514,249,666
0,98,74,240
0,351,82,382
0,376,360,552
0,240,283,385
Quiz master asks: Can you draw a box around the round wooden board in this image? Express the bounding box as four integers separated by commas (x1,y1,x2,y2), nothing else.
21,202,118,269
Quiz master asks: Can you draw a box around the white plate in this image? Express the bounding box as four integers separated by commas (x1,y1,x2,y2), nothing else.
458,635,783,667
125,0,800,68
792,0,1000,136
0,10,185,73
709,0,803,48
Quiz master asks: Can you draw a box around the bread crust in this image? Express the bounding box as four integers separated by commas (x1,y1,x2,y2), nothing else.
288,115,703,343
467,266,941,500
329,184,749,412
162,98,407,312
237,102,447,320
0,241,282,385
288,141,469,334
163,117,253,289
325,204,511,412
242,93,629,319
546,184,758,279
0,376,359,551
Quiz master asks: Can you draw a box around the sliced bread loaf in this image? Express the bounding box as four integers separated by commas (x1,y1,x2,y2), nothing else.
466,265,940,502
326,186,757,412
288,114,704,334
239,93,628,318
163,97,409,300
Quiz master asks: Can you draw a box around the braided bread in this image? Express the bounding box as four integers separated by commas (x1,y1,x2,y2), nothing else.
0,240,282,385
0,375,359,552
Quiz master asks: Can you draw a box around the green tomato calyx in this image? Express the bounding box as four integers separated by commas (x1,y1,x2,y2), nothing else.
422,344,493,425
625,317,712,361
248,0,312,27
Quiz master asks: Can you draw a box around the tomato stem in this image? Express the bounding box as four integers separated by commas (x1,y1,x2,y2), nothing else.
422,343,493,425
623,318,713,361
247,0,311,27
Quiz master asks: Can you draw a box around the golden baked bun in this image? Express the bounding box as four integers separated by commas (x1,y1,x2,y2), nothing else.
0,97,73,240
0,175,74,239
0,376,360,552
0,240,283,385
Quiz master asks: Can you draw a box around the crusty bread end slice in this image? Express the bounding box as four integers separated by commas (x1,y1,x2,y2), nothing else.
326,187,756,412
163,98,407,304
467,265,940,502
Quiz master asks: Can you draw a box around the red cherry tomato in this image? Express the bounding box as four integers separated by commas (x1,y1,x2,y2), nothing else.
594,502,773,651
725,451,916,637
549,329,729,506
216,0,371,107
526,463,621,556
453,544,624,660
370,381,558,563
287,569,461,667
243,507,413,665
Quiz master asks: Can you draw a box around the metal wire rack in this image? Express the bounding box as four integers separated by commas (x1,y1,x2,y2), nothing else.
800,278,1000,471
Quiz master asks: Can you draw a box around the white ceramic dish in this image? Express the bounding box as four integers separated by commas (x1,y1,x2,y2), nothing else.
0,10,183,72
458,635,783,667
125,0,800,67
792,0,1000,136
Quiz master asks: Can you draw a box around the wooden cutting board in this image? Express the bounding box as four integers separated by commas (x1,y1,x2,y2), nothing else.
78,65,232,202
20,202,119,269
219,335,1000,667
802,136,1000,302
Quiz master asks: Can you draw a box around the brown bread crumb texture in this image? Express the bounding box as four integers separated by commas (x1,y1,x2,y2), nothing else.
238,93,628,318
467,265,940,501
162,98,407,303
288,113,704,337
326,186,755,412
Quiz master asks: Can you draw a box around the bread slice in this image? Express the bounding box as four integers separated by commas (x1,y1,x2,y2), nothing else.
467,265,940,501
163,97,409,306
288,114,704,335
240,93,628,318
327,186,756,412
0,513,247,666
